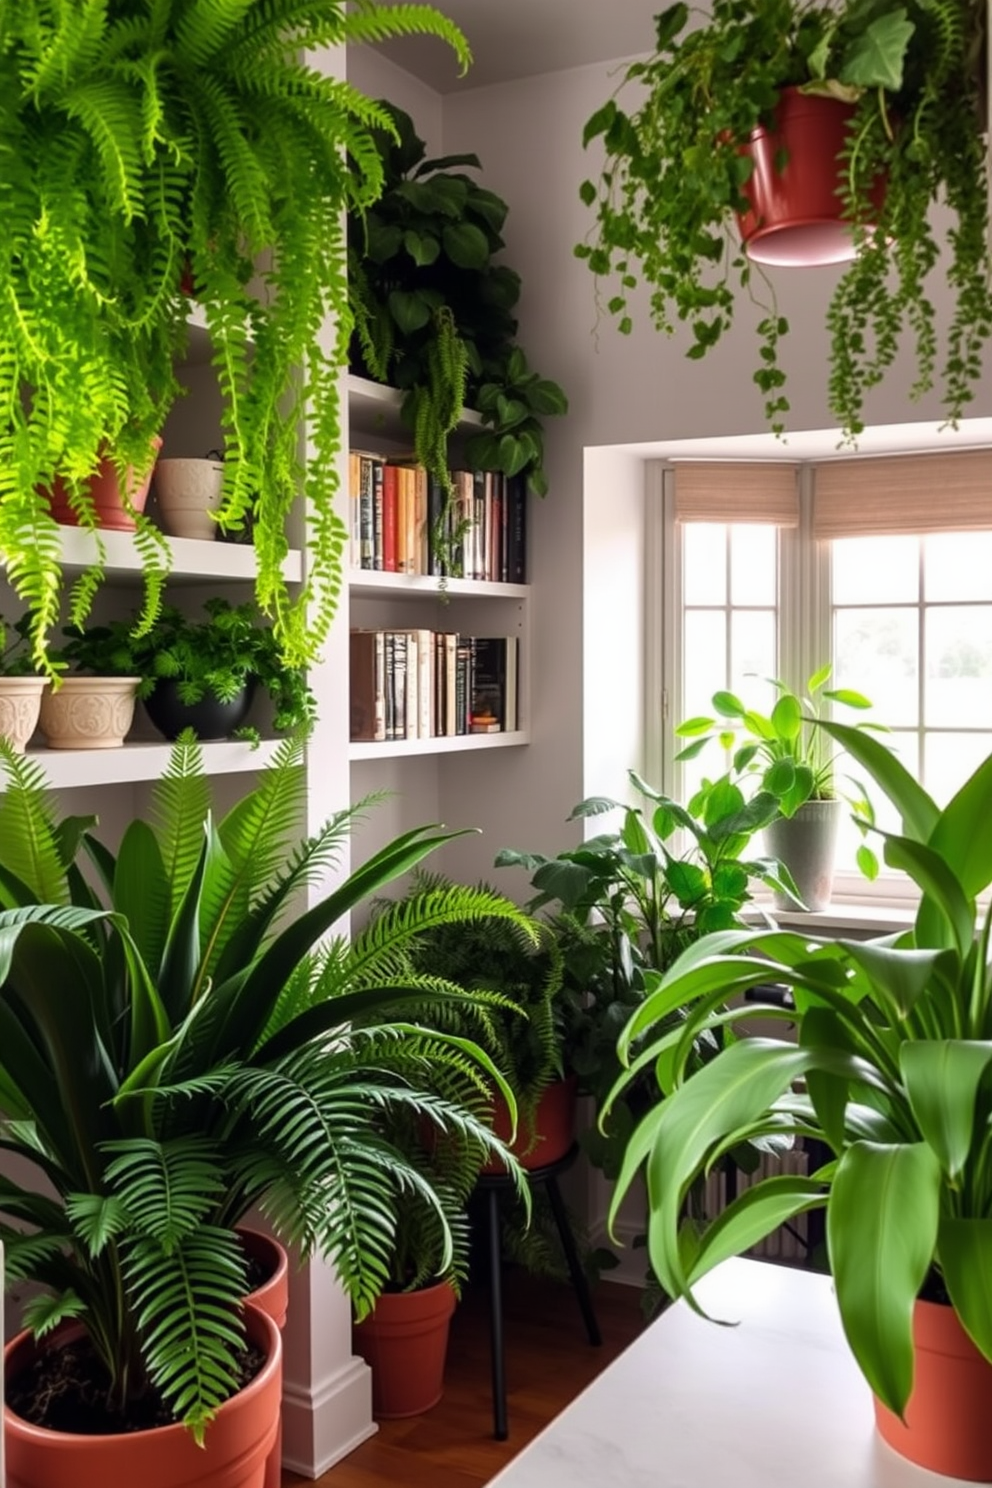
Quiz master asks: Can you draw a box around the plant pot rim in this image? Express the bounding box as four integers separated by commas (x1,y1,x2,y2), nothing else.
3,1303,280,1446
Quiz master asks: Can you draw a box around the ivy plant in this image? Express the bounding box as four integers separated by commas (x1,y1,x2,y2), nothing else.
0,0,470,672
577,0,991,439
349,102,568,513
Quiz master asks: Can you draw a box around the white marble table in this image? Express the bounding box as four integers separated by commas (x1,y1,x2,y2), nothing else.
488,1257,957,1488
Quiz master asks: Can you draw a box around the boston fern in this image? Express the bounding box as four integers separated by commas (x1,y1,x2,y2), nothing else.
0,1,469,672
577,0,991,438
349,102,568,509
0,738,527,1438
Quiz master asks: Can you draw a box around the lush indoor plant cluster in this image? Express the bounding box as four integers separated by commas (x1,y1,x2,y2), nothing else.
607,721,992,1418
348,102,568,514
576,0,992,437
1,0,470,672
0,738,528,1439
54,598,317,741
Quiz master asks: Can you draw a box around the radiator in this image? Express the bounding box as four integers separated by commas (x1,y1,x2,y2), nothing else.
703,1145,810,1263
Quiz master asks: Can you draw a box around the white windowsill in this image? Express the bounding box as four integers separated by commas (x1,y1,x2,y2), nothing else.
745,900,916,936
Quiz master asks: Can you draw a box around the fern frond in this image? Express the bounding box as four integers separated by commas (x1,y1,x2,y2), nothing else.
102,1136,226,1251
150,737,210,916
0,741,70,905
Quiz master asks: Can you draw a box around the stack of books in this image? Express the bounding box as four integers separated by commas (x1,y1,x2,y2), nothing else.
349,630,519,742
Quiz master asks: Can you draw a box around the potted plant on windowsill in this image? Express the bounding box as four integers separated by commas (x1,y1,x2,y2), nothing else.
54,598,316,743
348,101,568,568
577,0,992,439
0,737,526,1486
2,1,470,674
676,668,874,911
608,723,992,1480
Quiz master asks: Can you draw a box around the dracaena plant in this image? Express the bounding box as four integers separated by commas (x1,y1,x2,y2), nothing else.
1,0,470,672
576,0,991,438
607,721,992,1419
0,737,528,1440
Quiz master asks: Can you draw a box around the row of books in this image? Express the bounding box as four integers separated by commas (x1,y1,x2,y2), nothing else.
348,452,527,583
350,630,519,743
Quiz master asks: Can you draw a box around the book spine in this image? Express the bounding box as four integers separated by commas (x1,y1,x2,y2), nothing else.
348,451,362,570
349,630,386,742
472,471,486,582
414,465,428,577
412,628,433,738
372,458,384,571
455,637,472,735
506,473,527,584
443,633,457,736
359,456,374,570
382,463,398,573
403,632,417,739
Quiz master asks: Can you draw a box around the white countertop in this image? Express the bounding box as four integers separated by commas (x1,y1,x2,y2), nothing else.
488,1258,954,1487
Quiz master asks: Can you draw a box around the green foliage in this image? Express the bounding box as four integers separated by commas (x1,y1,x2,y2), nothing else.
348,101,568,512
0,736,525,1436
374,870,564,1144
608,725,992,1416
0,614,43,678
0,0,470,673
496,768,786,1178
54,598,316,738
676,666,874,813
577,0,991,439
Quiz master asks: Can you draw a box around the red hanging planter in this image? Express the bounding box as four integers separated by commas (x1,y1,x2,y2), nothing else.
736,87,885,267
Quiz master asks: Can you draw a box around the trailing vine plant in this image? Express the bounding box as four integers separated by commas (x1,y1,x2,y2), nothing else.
0,1,470,671
348,101,568,565
577,0,991,440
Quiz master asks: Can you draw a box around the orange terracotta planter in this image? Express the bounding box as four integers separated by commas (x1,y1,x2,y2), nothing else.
873,1299,992,1481
4,1303,282,1488
47,437,162,532
353,1280,456,1419
482,1074,578,1174
239,1228,289,1488
736,88,885,267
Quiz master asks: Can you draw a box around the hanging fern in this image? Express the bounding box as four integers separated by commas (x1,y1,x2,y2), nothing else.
0,0,471,670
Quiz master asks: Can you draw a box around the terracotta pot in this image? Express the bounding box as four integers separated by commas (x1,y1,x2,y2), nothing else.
482,1074,578,1175
38,677,140,750
152,458,225,541
239,1228,289,1488
0,677,46,752
47,438,163,533
4,1303,282,1488
736,88,885,267
873,1299,992,1481
353,1281,456,1419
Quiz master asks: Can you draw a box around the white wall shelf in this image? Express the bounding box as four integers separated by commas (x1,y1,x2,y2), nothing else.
350,729,529,762
348,373,484,445
348,570,527,601
25,738,284,789
55,526,303,584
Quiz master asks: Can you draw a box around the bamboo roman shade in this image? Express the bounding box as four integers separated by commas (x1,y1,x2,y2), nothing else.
813,450,992,538
671,462,799,525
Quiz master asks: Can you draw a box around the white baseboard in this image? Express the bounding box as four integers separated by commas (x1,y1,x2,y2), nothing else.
281,1355,377,1480
593,1214,648,1290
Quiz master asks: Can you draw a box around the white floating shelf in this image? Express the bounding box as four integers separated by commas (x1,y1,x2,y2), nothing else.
55,527,303,584
350,730,529,762
347,374,484,442
348,570,527,601
25,739,284,790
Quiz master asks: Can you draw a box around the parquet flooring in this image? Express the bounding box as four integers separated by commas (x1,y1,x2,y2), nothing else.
283,1271,645,1488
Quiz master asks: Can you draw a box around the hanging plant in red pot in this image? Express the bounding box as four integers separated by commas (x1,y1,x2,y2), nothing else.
577,0,992,439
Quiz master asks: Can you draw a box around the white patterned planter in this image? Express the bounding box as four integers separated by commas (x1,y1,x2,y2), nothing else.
38,677,140,749
0,677,46,752
152,457,225,540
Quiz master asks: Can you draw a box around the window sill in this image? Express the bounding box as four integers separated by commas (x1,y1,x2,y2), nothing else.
745,901,915,936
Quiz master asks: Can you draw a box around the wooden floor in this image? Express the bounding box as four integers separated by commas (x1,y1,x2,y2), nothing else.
284,1271,645,1488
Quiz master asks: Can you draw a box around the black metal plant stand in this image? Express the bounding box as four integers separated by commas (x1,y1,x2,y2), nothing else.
475,1142,602,1440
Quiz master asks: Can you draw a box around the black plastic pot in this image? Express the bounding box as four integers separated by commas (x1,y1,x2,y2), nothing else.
143,678,256,741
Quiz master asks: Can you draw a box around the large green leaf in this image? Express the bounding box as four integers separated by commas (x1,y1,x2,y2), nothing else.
839,9,915,91
939,1219,992,1365
828,1141,941,1416
900,1041,992,1181
882,834,974,955
817,720,938,841
687,1175,827,1285
928,753,992,900
837,940,949,1021
113,820,170,978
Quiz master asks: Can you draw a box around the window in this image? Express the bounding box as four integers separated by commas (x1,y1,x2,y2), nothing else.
654,451,992,905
